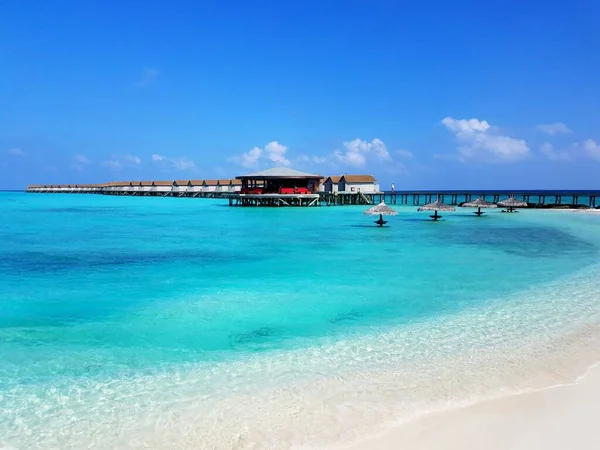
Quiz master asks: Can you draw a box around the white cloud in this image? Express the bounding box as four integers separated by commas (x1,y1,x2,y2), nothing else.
228,141,290,168
104,160,123,171
74,154,91,164
103,154,141,171
228,146,261,168
135,68,159,87
333,138,390,167
7,148,24,156
395,149,414,159
539,142,573,161
296,154,328,165
441,117,530,163
538,139,600,162
264,141,290,166
536,122,572,135
124,154,141,165
583,139,600,161
152,153,196,171
71,164,84,172
171,157,196,171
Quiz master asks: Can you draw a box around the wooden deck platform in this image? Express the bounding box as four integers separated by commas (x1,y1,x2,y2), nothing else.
227,193,320,207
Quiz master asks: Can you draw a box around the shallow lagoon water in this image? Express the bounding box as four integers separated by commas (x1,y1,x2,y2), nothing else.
1,193,600,448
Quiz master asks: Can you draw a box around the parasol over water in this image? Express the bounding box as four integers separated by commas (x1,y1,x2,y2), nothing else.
364,201,397,227
417,199,456,221
460,197,498,216
497,196,528,213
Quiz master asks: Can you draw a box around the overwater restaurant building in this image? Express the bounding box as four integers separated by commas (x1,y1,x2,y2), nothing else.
237,167,323,194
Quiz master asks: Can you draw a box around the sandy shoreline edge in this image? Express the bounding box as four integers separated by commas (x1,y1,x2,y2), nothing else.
342,361,600,450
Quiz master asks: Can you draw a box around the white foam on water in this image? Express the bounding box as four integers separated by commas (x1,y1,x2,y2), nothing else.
2,262,600,449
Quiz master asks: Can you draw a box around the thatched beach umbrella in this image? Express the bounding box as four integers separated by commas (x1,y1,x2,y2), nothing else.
417,199,456,221
498,196,528,213
364,201,397,227
461,197,498,216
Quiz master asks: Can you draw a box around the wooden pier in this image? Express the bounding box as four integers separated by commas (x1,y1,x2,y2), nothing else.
319,192,379,206
382,191,598,208
23,184,599,209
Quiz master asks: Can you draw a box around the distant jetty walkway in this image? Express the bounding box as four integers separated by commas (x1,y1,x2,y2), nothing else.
25,166,598,208
386,191,598,208
25,184,598,208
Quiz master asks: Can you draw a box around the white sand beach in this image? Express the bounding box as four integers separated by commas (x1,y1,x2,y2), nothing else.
572,209,600,213
348,363,600,450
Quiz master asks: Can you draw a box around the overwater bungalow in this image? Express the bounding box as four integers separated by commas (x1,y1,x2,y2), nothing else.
189,180,204,195
126,181,139,195
126,182,137,195
322,176,342,193
173,180,190,196
230,179,242,192
103,181,121,194
338,175,380,193
203,180,219,193
152,181,173,195
114,182,128,195
217,180,231,193
138,181,152,195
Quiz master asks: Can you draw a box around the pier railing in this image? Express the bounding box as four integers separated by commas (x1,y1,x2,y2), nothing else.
382,191,598,208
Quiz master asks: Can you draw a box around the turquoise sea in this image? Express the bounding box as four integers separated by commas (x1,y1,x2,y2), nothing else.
2,192,600,449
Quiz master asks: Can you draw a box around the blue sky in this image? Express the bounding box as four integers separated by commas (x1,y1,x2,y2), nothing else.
2,0,600,190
